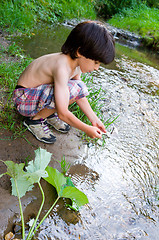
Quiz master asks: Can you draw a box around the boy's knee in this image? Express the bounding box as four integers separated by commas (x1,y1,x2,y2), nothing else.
68,79,89,101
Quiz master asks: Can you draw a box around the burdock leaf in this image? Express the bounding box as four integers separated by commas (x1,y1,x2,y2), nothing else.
61,186,89,211
0,161,33,197
44,166,66,196
26,148,52,183
11,175,34,197
3,161,25,178
44,166,89,211
0,148,52,198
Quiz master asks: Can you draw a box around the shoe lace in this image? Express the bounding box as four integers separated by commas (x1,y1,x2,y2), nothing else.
53,113,60,120
40,118,50,134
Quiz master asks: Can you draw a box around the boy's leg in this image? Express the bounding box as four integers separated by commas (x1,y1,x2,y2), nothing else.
23,108,57,143
32,107,70,133
23,118,56,144
47,79,89,133
32,108,56,120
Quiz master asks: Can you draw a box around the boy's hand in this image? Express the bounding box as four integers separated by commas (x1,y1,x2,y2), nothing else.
91,118,106,133
85,126,102,139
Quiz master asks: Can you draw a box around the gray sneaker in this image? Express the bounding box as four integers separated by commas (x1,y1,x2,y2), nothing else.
23,118,56,144
47,113,70,133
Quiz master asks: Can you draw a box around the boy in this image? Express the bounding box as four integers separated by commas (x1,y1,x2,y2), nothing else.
13,21,115,144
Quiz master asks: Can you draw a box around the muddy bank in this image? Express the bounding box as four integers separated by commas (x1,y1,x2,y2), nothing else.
0,127,87,238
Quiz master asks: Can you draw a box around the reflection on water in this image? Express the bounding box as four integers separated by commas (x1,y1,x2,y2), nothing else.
14,23,159,239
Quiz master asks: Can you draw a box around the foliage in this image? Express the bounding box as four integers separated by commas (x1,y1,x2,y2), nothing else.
0,148,52,239
56,155,71,175
69,74,104,125
108,4,159,50
93,0,159,18
0,148,88,239
0,43,32,139
44,166,88,211
0,0,96,35
146,0,159,8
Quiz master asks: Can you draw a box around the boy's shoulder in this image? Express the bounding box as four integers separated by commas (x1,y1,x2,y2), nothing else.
36,53,69,73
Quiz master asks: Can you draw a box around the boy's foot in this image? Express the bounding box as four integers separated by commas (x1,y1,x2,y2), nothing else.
47,113,70,133
23,118,56,144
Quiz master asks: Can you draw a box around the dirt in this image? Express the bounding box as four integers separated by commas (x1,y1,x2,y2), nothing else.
0,34,87,239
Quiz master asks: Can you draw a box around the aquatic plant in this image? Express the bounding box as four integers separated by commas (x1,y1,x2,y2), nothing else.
0,148,88,240
56,155,71,175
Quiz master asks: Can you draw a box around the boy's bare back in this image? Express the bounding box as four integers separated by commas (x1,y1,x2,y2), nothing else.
18,53,80,88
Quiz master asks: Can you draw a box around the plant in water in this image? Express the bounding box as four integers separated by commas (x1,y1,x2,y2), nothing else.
0,148,88,239
56,155,71,175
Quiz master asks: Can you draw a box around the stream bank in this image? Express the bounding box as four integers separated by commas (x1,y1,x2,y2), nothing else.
0,127,87,238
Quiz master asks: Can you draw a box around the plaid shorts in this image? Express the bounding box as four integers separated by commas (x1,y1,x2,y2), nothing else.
13,79,89,117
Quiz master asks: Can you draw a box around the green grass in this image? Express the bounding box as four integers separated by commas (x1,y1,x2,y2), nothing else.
69,74,118,142
0,0,96,36
108,4,159,50
0,43,32,140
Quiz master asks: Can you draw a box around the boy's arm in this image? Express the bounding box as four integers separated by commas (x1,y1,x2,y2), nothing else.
70,72,106,132
76,97,106,133
54,70,102,139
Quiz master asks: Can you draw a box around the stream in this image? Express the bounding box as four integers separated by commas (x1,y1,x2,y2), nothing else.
13,22,159,240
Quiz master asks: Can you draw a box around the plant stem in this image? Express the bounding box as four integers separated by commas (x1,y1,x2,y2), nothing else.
15,179,25,240
31,196,60,237
26,182,45,240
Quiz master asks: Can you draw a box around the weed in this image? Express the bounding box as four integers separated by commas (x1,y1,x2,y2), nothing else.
57,155,71,175
69,73,118,143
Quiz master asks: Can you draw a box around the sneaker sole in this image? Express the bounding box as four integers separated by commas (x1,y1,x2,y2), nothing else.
23,121,56,144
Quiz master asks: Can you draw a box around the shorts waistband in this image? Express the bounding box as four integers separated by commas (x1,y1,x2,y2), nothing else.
15,85,26,89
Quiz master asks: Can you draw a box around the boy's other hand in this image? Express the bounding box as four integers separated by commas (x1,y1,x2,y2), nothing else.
91,118,106,134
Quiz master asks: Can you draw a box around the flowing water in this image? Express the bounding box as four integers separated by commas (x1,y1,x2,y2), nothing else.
14,23,159,240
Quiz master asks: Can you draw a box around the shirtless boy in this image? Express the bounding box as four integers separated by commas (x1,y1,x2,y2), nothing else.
13,21,115,144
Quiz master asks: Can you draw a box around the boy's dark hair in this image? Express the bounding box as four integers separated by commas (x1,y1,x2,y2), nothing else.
61,21,115,65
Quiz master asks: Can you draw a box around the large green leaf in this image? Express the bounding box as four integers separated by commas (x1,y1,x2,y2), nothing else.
11,175,34,197
0,148,52,198
0,160,33,197
44,167,89,210
2,161,25,178
44,166,66,196
26,148,52,183
62,186,89,210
